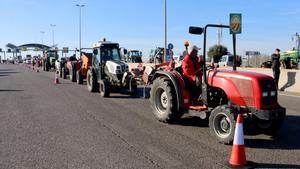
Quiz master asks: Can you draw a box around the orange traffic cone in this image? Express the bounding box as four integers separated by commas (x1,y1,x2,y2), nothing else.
54,71,59,84
228,114,255,168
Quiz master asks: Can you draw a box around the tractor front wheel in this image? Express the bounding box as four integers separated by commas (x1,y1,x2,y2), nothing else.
128,78,137,96
150,77,182,123
87,70,99,92
209,105,236,144
99,80,110,97
256,118,284,136
70,63,77,82
76,70,84,84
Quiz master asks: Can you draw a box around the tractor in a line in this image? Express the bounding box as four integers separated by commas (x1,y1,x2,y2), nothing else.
75,51,93,84
42,50,59,71
86,39,137,97
144,24,286,144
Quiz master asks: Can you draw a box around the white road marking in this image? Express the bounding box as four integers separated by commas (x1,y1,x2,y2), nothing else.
279,93,300,98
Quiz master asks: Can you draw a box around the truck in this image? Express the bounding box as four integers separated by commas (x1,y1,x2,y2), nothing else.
86,39,137,97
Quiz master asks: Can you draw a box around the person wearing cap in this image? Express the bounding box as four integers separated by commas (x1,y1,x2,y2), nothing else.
182,45,203,99
271,48,281,90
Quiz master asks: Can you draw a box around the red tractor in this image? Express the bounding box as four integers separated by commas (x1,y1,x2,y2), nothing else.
61,55,78,82
146,24,286,144
75,52,93,84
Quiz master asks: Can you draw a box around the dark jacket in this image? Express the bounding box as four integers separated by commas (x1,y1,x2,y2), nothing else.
271,53,280,69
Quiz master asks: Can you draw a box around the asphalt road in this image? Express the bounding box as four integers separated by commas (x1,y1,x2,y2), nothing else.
0,64,300,169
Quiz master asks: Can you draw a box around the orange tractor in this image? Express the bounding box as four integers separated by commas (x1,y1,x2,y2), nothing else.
75,52,93,84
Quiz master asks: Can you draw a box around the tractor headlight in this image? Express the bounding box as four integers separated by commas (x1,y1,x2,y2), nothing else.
125,65,129,71
270,91,276,97
262,92,268,97
116,66,121,70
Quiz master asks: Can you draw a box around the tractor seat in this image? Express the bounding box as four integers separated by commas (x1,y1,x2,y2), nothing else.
174,66,191,87
174,66,183,74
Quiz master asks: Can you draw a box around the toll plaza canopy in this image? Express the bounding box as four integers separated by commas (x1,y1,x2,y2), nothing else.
18,43,51,50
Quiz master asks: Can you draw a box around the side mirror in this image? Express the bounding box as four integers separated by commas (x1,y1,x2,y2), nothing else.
93,49,98,55
123,49,128,55
140,51,142,56
189,26,203,35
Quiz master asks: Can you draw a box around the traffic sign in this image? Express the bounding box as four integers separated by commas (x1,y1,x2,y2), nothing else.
168,43,174,50
230,13,242,34
63,47,69,53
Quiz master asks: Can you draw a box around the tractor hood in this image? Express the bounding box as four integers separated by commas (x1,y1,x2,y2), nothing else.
207,69,276,108
208,69,273,82
106,60,129,74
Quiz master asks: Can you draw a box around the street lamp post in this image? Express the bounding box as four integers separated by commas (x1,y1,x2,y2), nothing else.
40,31,45,44
50,24,56,47
76,4,85,57
164,0,167,63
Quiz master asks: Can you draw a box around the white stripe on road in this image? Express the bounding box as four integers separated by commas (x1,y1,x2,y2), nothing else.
233,123,244,145
279,93,300,98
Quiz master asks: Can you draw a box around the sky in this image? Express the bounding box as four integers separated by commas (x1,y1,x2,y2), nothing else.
1,0,300,59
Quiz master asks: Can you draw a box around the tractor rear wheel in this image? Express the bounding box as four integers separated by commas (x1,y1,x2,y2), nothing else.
150,77,182,123
99,80,110,97
62,68,67,79
59,69,62,78
87,70,98,92
70,63,77,82
209,105,236,144
45,63,49,71
76,70,84,84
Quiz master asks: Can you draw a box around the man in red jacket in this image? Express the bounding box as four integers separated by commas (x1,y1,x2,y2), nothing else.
182,45,203,99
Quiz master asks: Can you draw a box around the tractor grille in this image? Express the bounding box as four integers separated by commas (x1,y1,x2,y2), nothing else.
260,80,277,105
121,65,126,72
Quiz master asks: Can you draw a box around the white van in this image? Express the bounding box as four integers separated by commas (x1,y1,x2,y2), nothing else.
218,55,233,67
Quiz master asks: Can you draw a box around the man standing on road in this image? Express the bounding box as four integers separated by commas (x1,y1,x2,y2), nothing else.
271,48,281,90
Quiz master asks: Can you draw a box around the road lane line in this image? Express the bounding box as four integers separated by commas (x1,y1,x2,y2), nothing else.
279,93,300,98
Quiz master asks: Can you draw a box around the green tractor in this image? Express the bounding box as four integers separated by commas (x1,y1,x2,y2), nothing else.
280,50,299,69
42,50,59,71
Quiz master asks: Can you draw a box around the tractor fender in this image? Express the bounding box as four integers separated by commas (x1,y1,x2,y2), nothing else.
153,71,184,112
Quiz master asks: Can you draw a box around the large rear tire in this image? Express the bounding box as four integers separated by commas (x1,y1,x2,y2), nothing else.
150,77,182,123
209,105,236,144
62,67,67,79
76,70,84,84
70,63,77,82
59,65,63,78
87,69,99,92
99,80,110,97
45,63,49,72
